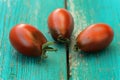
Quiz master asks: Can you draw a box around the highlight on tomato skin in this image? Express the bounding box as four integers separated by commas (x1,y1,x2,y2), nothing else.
48,8,74,43
75,23,114,52
9,24,57,57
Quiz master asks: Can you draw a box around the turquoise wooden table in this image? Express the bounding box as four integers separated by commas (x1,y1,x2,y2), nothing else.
0,0,120,80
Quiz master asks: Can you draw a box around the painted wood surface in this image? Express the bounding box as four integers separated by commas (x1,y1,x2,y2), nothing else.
68,0,120,80
1,0,120,80
0,0,67,80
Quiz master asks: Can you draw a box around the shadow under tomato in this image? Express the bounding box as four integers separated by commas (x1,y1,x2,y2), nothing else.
77,45,115,58
12,50,49,66
11,44,62,67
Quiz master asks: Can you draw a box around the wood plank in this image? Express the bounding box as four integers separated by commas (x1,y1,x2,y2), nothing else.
68,0,120,80
0,0,67,80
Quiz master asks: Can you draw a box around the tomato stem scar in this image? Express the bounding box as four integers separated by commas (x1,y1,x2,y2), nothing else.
57,35,70,43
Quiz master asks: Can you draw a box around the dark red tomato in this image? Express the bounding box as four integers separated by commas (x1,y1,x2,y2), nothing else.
9,24,48,57
76,23,114,52
48,8,74,43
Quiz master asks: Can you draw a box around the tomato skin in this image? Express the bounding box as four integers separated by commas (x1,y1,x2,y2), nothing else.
48,8,74,42
9,24,47,57
76,23,114,52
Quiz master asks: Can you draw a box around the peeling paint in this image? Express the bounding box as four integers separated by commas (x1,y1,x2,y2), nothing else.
68,0,89,79
69,0,88,37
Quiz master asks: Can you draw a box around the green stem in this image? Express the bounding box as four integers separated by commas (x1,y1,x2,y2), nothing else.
41,50,47,58
45,47,57,51
73,44,79,52
42,42,56,49
41,42,57,59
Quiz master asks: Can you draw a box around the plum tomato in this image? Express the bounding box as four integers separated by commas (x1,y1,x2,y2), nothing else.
9,24,57,57
48,8,74,43
76,23,114,52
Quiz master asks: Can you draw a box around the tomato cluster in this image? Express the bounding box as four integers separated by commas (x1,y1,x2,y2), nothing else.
9,8,114,57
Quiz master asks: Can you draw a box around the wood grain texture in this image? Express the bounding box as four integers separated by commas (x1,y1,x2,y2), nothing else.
68,0,120,80
0,0,67,80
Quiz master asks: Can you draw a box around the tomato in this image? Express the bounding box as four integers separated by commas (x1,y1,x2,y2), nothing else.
9,24,57,57
76,23,114,52
48,8,74,43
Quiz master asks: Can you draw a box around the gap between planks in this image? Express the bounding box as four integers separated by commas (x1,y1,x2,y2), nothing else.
64,0,70,80
65,44,70,80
